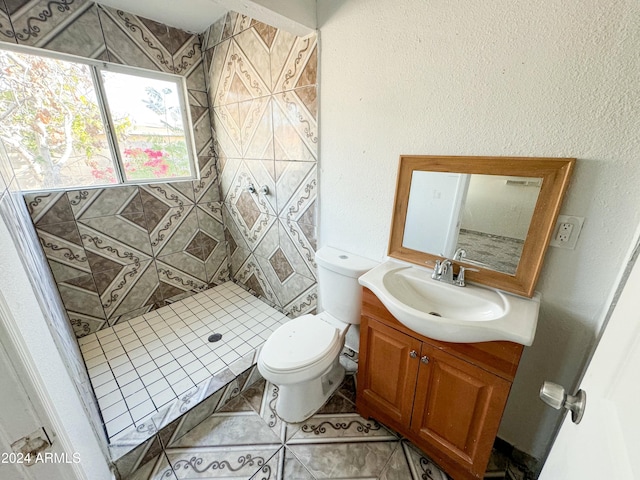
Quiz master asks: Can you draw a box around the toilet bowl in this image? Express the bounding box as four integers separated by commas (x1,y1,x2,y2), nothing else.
257,246,378,423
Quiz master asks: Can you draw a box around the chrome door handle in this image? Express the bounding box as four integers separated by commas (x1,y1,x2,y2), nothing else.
409,350,418,359
421,356,429,364
539,381,587,424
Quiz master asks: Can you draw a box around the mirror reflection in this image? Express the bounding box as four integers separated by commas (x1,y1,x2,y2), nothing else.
388,155,575,297
403,172,542,274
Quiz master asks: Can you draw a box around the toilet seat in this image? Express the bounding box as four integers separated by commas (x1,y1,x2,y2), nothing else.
260,314,342,373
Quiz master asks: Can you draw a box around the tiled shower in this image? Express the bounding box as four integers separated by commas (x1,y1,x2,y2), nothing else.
80,282,288,441
0,0,318,475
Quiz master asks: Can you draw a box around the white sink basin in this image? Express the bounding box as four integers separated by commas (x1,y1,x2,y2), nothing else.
359,261,540,345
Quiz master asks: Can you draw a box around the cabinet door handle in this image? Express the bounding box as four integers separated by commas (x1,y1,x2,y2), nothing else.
421,356,430,364
409,350,418,358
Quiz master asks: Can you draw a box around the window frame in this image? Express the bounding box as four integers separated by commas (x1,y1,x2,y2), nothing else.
0,42,199,191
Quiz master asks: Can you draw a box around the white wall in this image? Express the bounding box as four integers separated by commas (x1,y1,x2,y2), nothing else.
461,175,539,240
404,172,467,255
0,219,112,480
317,0,640,462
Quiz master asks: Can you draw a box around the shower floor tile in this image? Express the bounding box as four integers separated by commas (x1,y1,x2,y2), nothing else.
78,281,289,441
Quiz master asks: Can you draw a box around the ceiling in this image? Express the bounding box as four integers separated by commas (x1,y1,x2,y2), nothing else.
95,0,228,33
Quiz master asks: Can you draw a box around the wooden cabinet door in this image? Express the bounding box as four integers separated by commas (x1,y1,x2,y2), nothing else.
411,344,511,479
357,316,421,429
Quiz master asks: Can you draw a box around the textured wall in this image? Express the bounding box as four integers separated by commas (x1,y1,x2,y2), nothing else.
317,0,640,463
0,0,226,336
202,13,319,317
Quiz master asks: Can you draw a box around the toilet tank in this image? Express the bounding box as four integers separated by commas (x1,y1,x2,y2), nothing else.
315,247,378,325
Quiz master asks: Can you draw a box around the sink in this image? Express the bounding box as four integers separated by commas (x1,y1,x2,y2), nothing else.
359,261,540,345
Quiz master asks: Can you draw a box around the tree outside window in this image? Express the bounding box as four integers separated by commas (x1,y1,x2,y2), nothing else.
0,48,196,191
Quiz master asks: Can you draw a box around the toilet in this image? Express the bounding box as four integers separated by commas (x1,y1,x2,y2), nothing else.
257,246,378,423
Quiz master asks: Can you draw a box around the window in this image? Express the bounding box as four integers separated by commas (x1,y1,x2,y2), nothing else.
0,46,197,191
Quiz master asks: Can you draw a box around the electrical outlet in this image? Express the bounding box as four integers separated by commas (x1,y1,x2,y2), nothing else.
550,215,584,249
556,222,574,243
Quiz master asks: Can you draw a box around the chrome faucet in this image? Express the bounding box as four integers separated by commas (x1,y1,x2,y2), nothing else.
453,248,466,261
431,251,478,287
432,259,454,283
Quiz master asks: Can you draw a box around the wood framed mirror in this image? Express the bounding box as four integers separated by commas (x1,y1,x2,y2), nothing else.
388,155,575,297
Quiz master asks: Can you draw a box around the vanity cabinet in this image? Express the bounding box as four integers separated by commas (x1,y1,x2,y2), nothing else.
357,288,523,480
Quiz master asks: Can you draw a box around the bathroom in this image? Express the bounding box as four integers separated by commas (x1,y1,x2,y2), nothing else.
0,0,639,479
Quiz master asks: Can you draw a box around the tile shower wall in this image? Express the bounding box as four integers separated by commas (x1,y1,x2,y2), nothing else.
202,13,319,317
1,3,319,338
0,0,225,337
24,185,228,334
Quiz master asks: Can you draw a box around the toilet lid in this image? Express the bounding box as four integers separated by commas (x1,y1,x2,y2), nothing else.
260,315,340,372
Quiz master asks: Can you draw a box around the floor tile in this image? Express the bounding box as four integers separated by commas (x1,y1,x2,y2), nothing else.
102,400,129,423
288,413,397,443
127,452,178,480
183,360,206,376
166,445,281,479
169,411,282,449
121,379,145,397
125,389,151,409
88,362,111,378
189,369,212,385
137,361,159,377
83,344,104,360
130,400,156,423
79,282,320,454
109,354,130,369
117,370,141,387
98,389,124,411
287,441,398,479
152,389,176,409
112,361,135,377
95,379,119,398
148,378,171,397
142,369,164,386
105,411,134,438
172,377,196,396
155,353,174,368
402,441,450,480
279,448,317,480
378,443,414,480
166,369,188,385
92,369,115,387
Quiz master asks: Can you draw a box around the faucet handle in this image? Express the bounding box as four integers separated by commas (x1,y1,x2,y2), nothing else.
454,266,480,287
431,260,442,279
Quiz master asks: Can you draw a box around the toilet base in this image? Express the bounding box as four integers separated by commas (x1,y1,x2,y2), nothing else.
274,356,346,423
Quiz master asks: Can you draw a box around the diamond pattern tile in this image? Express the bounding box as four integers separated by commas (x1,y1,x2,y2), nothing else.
204,17,318,314
268,248,293,283
14,7,317,348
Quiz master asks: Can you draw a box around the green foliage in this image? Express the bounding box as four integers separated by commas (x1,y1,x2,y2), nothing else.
0,51,121,187
0,50,192,189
